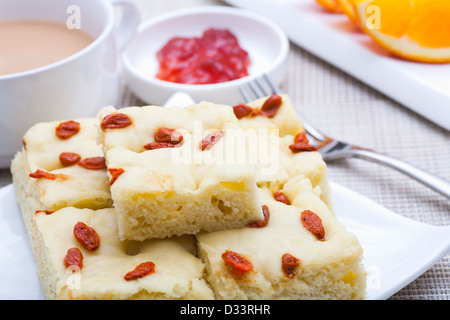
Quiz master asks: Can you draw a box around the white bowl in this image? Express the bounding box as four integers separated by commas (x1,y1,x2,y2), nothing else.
121,6,289,106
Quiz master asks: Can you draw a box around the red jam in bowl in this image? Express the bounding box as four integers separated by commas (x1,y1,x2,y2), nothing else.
155,28,251,85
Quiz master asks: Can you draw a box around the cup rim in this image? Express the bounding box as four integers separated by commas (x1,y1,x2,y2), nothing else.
0,0,115,81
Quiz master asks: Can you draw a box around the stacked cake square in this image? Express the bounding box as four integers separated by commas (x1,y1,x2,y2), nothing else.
11,94,366,300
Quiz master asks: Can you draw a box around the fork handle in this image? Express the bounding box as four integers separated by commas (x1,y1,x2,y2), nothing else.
346,147,450,199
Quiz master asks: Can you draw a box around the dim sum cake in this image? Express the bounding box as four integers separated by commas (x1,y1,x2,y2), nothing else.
231,94,332,208
196,176,366,300
32,207,214,300
98,103,263,241
11,118,112,232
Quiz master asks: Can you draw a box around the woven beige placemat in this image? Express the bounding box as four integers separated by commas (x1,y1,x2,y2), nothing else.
1,0,448,300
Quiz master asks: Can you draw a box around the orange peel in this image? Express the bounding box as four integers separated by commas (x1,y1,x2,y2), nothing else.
315,0,341,13
353,0,450,63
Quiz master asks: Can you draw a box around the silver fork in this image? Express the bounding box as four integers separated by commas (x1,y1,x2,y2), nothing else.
239,74,450,200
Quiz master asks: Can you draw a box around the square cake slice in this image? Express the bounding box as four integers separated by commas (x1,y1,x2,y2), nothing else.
98,103,263,240
31,207,214,300
11,118,112,233
196,176,366,300
231,93,332,208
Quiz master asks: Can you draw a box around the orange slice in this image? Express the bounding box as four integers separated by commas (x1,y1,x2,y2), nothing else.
336,0,358,24
353,0,450,63
315,0,341,13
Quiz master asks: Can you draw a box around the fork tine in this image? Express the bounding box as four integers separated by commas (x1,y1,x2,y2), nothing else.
254,77,271,96
248,81,264,99
239,77,267,102
239,86,252,103
239,74,279,104
262,74,281,95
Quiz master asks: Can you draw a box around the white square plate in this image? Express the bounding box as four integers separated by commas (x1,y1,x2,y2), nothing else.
1,178,449,299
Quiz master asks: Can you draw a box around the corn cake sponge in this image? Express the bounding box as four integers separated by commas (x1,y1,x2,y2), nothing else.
98,103,263,240
32,207,214,300
196,176,366,300
231,94,331,208
11,118,112,233
237,129,331,208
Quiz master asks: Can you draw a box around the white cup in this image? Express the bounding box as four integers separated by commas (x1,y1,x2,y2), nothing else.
0,0,140,167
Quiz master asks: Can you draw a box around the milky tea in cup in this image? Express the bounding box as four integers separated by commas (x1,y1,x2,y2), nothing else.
0,19,95,76
0,0,140,168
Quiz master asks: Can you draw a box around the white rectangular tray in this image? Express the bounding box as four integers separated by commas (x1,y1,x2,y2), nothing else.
224,0,450,131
